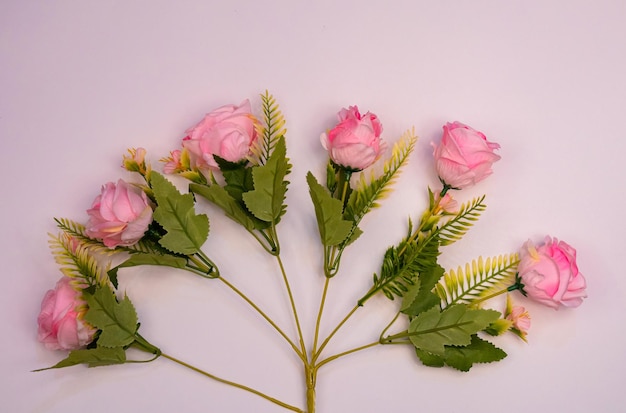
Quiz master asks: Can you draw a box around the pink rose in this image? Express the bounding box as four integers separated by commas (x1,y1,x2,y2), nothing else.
37,277,96,351
432,122,501,189
182,99,258,169
518,237,587,309
86,179,153,248
321,105,385,171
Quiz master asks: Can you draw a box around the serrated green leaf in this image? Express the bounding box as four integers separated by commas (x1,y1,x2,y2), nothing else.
242,137,291,223
408,304,500,355
107,253,188,288
150,172,209,254
35,347,127,371
442,335,507,371
213,156,255,202
414,348,445,368
401,263,444,316
190,183,259,231
83,287,138,348
306,172,353,246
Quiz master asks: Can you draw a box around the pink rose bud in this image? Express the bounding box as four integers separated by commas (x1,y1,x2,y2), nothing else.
162,149,184,174
182,99,259,169
321,105,385,171
37,277,96,351
504,295,531,341
518,237,587,309
86,179,153,248
432,121,501,189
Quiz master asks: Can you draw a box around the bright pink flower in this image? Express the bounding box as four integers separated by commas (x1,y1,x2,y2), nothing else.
432,122,500,189
37,277,95,351
182,100,258,169
321,106,385,171
518,237,587,309
86,179,153,248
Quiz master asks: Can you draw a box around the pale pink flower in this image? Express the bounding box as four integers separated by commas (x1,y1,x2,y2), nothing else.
518,237,587,309
437,193,458,214
162,149,184,174
37,277,96,351
182,100,258,169
432,122,500,189
321,106,385,171
505,295,531,341
86,179,153,248
122,147,148,173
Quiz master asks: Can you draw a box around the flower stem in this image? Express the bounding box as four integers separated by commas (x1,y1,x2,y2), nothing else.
312,277,330,355
276,250,307,357
218,276,304,361
313,304,359,362
161,353,303,413
316,341,380,369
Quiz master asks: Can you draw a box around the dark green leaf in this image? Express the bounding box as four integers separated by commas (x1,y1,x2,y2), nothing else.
414,348,445,368
151,172,209,254
306,172,353,246
107,253,188,288
83,287,138,348
401,264,445,316
34,347,127,371
190,183,261,231
443,335,507,371
242,137,291,223
408,304,500,355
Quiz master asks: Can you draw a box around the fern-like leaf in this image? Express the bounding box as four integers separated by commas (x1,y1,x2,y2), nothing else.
48,232,108,289
250,91,286,166
434,195,486,246
344,129,417,225
436,253,520,307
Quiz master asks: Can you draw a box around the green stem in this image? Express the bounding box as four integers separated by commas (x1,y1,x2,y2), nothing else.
313,304,359,362
161,353,303,413
218,276,304,361
472,280,524,306
276,251,306,357
312,277,330,355
316,341,380,369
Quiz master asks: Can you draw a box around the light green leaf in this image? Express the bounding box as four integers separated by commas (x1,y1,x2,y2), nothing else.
242,137,291,223
306,172,353,246
83,287,138,348
435,196,486,246
107,253,188,288
151,172,209,254
436,253,519,307
249,91,286,166
408,304,500,355
35,347,127,370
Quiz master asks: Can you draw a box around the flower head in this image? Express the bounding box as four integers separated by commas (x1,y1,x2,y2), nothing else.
517,237,587,309
321,106,385,171
86,179,153,248
37,277,96,351
505,294,531,341
432,122,500,189
182,100,259,170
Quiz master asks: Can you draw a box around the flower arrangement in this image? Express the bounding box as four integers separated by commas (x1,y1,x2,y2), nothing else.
35,91,586,413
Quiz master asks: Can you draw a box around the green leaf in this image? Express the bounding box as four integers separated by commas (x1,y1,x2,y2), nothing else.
150,172,209,255
401,263,444,316
214,156,255,202
48,231,108,288
306,172,353,246
83,287,138,348
435,253,519,307
435,196,486,246
35,347,127,371
408,304,500,355
442,335,507,371
107,253,188,288
190,183,260,231
242,137,291,223
414,348,445,368
249,91,286,166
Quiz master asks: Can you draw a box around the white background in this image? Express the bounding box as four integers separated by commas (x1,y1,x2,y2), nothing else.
2,1,625,412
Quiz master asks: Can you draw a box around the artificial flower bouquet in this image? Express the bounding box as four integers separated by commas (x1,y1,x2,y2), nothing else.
35,92,586,413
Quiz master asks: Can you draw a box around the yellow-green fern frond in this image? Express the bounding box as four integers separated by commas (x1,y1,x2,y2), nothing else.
434,196,486,246
48,232,109,288
436,253,519,308
344,128,417,223
250,91,286,165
